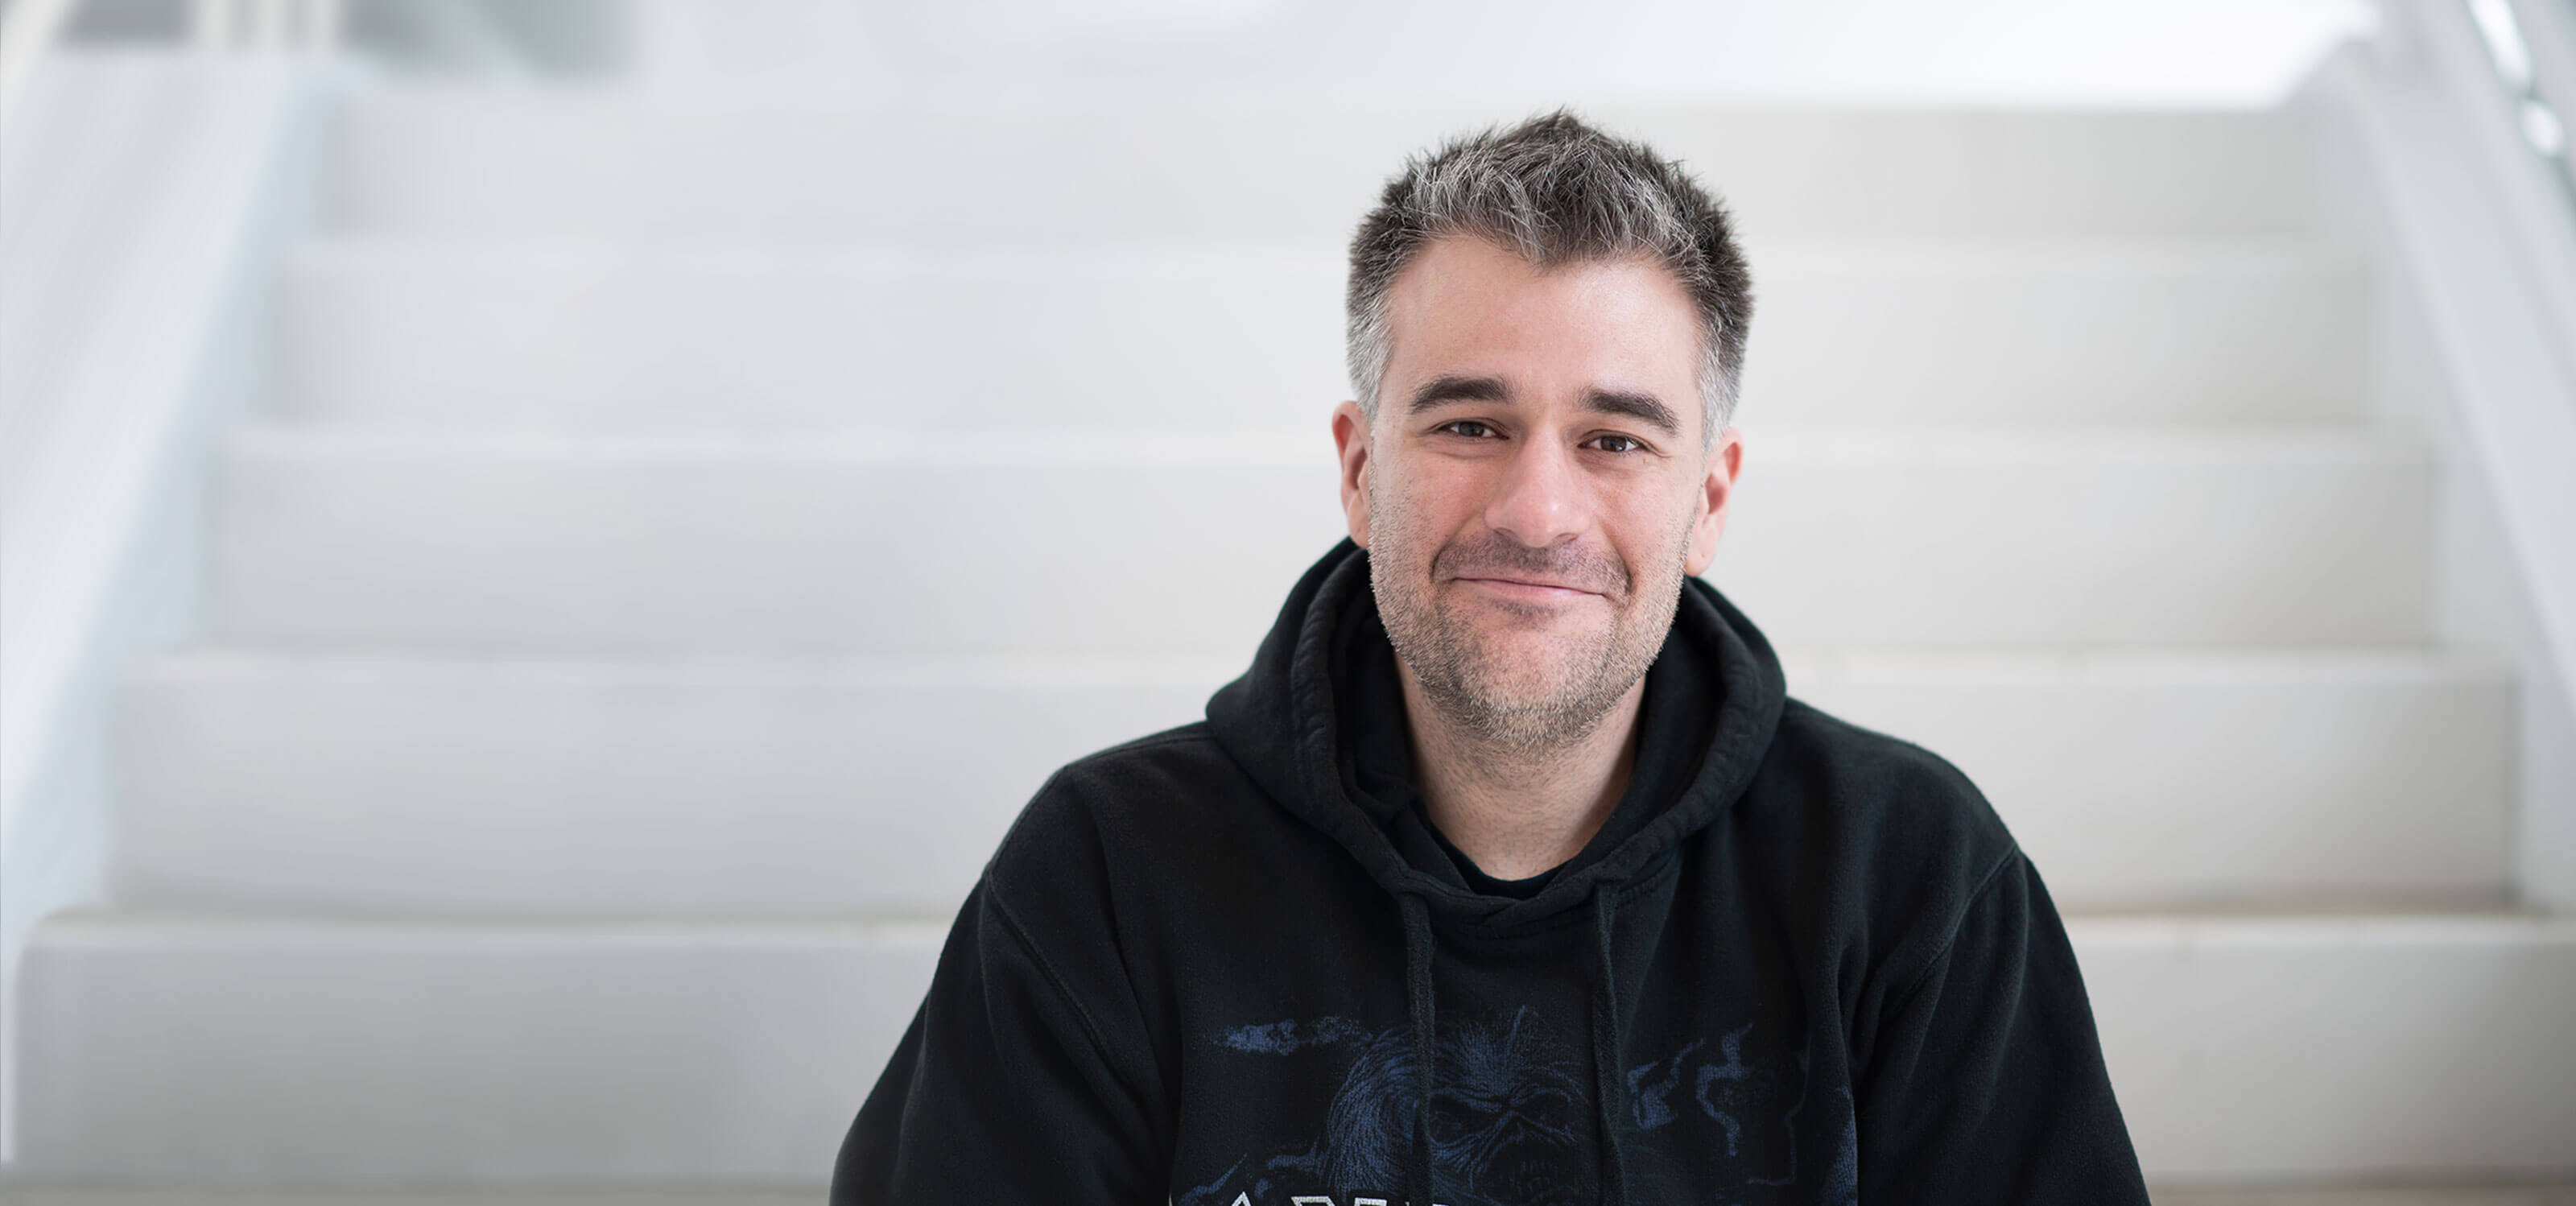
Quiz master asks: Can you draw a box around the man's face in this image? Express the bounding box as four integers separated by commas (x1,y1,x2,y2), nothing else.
1333,235,1743,749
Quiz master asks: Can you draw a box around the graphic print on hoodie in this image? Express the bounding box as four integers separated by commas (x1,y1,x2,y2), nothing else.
1182,1007,1843,1204
833,541,2149,1204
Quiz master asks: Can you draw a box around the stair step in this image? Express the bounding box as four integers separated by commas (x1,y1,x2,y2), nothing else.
2084,914,2576,1182
16,911,2570,1183
2158,1193,2576,1205
115,651,1233,916
207,429,2433,652
1785,650,2516,910
2,1192,2570,1206
113,649,2512,916
0,1195,818,1206
324,98,2325,241
277,237,2369,433
208,429,1342,656
206,427,2431,655
13,914,941,1185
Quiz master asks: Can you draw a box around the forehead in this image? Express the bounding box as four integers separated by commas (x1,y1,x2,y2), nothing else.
1381,235,1703,403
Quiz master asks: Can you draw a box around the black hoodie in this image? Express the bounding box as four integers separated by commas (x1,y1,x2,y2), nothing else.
835,540,2149,1203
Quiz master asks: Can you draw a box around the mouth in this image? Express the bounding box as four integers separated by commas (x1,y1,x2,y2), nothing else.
1450,576,1605,604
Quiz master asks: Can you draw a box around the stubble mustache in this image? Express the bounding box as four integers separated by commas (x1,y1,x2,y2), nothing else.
1431,530,1631,602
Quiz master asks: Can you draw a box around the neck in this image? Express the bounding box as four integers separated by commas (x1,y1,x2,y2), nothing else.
1396,663,1645,882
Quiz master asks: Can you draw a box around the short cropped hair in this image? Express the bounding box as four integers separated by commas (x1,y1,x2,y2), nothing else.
1345,110,1754,445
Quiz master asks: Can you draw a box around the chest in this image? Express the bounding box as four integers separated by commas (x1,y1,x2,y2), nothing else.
1156,894,1862,1205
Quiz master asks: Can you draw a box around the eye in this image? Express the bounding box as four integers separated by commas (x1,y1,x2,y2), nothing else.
1439,419,1499,439
1587,433,1648,454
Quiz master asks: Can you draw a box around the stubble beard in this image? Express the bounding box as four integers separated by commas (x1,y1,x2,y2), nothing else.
1365,462,1691,757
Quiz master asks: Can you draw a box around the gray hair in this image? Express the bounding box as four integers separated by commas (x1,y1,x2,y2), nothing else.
1345,110,1754,445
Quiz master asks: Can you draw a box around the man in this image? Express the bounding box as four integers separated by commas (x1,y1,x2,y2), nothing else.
835,112,2148,1203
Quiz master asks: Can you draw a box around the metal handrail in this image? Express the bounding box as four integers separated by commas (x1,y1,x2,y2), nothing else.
2471,0,2576,203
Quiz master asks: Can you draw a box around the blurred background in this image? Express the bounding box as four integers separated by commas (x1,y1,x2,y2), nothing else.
2,0,2572,1201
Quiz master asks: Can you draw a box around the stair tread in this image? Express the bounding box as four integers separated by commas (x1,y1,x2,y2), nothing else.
39,908,2570,941
225,425,2426,461
291,230,2363,261
1,1189,2568,1204
137,643,2515,681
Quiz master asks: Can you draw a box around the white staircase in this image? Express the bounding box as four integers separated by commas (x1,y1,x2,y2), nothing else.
12,92,2574,1187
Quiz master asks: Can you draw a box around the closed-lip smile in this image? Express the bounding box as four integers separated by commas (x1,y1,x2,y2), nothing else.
1452,576,1604,601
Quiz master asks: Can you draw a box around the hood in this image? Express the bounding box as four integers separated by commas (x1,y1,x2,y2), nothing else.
1206,539,1787,928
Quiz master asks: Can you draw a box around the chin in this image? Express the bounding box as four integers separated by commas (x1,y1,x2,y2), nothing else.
1455,642,1617,716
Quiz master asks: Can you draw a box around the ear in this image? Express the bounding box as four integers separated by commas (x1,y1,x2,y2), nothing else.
1683,426,1744,577
1332,400,1373,547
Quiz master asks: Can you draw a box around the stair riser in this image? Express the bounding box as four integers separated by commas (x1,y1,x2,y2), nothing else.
1793,661,2515,908
327,103,2322,240
113,656,2512,916
2087,920,2576,1180
17,919,2570,1183
115,668,1216,916
14,923,939,1184
277,243,2368,432
207,439,2434,652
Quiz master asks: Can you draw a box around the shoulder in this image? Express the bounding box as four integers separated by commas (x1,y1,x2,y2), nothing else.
1757,696,2016,855
970,719,1346,1039
1740,697,2025,958
1026,721,1249,816
980,720,1284,914
994,721,1256,853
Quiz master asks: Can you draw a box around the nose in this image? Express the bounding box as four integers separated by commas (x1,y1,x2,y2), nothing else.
1482,437,1588,551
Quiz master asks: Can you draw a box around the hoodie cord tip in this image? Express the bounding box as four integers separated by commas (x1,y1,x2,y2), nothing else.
1593,883,1633,1206
1399,892,1438,1205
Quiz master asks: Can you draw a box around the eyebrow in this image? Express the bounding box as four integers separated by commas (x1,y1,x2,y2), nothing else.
1583,388,1681,437
1404,374,1511,414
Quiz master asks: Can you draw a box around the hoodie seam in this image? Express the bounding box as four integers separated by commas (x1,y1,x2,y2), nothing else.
1882,844,2023,1020
1074,727,1216,766
980,871,1141,1106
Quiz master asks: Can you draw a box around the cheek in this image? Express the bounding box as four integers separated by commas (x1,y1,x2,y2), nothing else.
1607,485,1703,570
1375,458,1482,550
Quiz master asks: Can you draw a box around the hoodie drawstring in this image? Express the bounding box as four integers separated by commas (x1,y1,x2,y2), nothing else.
1399,891,1438,1205
1397,885,1632,1206
1591,882,1631,1206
